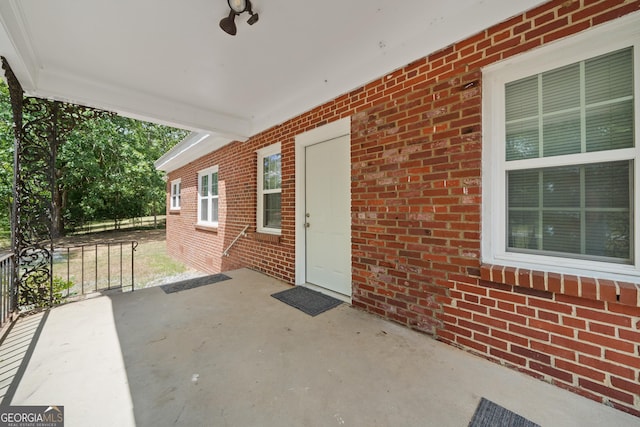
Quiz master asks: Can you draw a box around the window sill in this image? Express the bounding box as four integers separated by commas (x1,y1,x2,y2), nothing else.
195,224,218,233
254,232,281,244
480,263,640,307
169,209,181,215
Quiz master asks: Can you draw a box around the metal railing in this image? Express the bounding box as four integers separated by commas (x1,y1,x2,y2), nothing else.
53,241,138,300
222,225,250,257
0,254,15,328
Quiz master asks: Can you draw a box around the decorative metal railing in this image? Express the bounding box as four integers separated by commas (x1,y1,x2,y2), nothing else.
0,254,15,329
53,241,138,301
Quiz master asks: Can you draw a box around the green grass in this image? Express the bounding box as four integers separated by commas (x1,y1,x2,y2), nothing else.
50,228,189,296
69,216,166,235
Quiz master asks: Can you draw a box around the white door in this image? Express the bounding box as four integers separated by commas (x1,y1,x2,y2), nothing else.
305,135,351,296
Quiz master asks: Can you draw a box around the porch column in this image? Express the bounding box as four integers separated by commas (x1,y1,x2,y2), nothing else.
2,57,55,308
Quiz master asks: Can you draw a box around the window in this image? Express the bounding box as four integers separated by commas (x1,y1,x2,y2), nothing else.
197,166,219,227
170,179,181,210
257,143,281,234
483,16,639,281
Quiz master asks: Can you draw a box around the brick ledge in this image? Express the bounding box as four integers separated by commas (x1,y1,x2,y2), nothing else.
480,264,640,307
195,224,218,233
254,232,281,244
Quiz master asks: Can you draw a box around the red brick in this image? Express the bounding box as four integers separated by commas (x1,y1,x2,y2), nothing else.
529,319,574,338
504,267,517,286
511,345,551,364
518,269,531,288
618,282,639,307
548,272,562,294
530,361,573,383
457,336,488,354
578,331,635,354
555,359,605,382
530,341,575,362
579,378,635,405
588,322,616,337
607,303,640,317
490,308,527,325
580,277,598,301
551,335,601,357
475,332,508,350
579,354,636,380
604,349,640,370
562,316,586,330
490,348,526,367
611,376,640,395
532,270,545,291
597,279,618,303
528,298,573,315
618,328,640,343
459,319,489,335
473,313,507,330
575,308,631,328
509,324,550,342
491,329,529,347
564,275,579,297
488,289,526,305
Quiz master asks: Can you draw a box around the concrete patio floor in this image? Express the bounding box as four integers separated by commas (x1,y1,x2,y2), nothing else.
2,268,639,426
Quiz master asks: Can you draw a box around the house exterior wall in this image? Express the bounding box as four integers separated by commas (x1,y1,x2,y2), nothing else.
166,0,640,416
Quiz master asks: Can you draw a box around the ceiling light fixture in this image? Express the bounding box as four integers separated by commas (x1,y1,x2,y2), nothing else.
219,0,259,36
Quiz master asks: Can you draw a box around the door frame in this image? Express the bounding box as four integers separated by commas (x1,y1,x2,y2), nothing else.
294,117,351,302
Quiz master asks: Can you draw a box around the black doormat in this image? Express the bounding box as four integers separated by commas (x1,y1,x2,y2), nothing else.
468,398,540,427
271,286,343,316
160,273,231,294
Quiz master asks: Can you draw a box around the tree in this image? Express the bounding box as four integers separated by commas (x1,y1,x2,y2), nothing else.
0,80,187,237
0,82,14,237
60,115,187,231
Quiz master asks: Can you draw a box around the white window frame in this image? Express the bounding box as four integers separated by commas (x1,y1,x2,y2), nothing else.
170,178,181,210
482,13,640,282
197,166,219,227
257,142,282,235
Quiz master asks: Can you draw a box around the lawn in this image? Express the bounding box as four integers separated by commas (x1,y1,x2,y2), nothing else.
52,228,192,297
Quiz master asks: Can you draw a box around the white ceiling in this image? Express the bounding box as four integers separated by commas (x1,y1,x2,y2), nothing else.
0,0,545,142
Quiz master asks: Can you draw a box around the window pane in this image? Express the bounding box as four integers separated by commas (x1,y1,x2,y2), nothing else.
508,211,539,250
543,111,581,157
542,211,581,254
585,161,630,208
506,76,538,121
585,47,633,104
201,175,208,196
211,197,219,222
586,101,634,152
211,172,219,196
263,154,281,190
506,119,539,160
586,212,630,259
200,199,208,222
263,193,281,228
543,166,580,208
505,47,635,162
507,161,631,261
542,63,580,113
508,170,539,207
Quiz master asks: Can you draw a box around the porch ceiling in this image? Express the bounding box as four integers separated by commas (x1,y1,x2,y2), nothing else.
0,0,544,142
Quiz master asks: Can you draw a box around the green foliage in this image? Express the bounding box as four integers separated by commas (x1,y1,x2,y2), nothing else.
61,114,187,231
0,81,14,233
19,272,74,308
0,80,188,236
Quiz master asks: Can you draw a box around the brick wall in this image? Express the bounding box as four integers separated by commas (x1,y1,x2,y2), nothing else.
166,0,640,416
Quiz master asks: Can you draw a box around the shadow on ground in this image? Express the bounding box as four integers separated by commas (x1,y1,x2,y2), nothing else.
3,269,639,427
